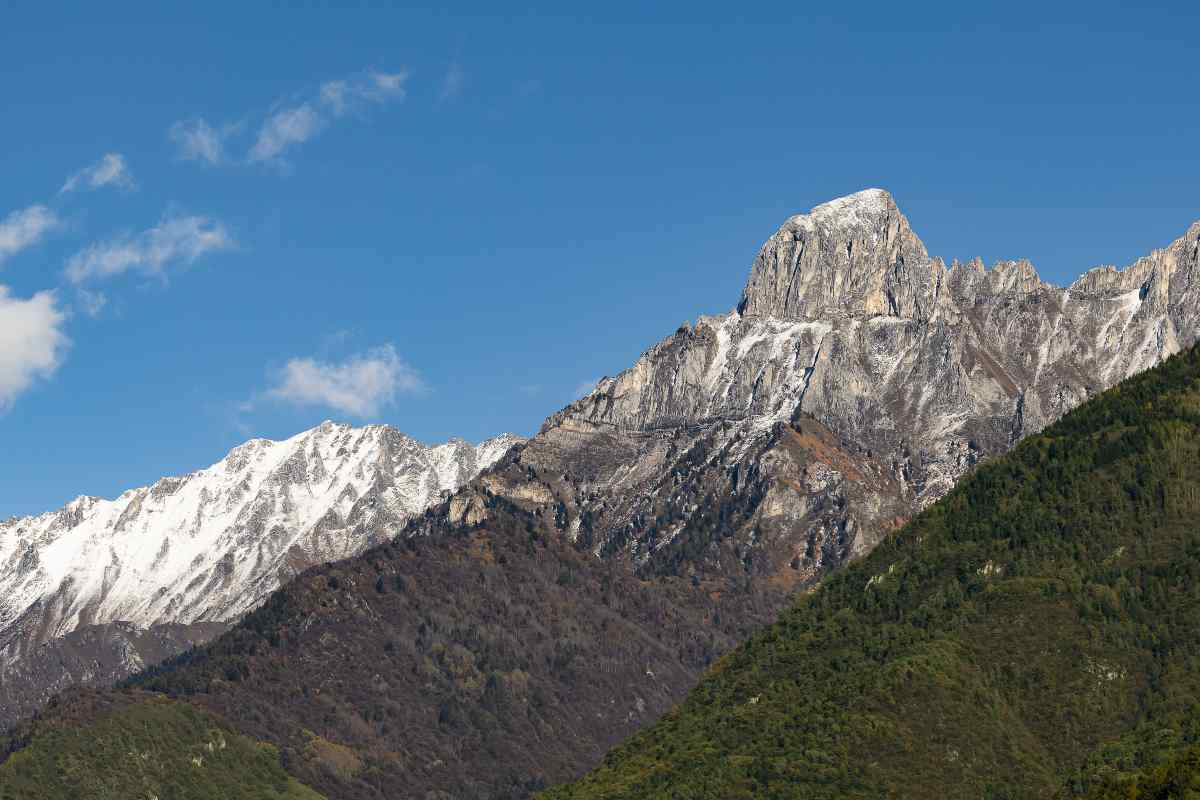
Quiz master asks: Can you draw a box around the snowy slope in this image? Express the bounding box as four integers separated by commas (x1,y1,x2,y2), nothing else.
0,421,521,658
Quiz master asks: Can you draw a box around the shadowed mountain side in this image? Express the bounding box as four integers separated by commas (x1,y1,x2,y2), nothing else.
115,463,781,799
0,621,226,730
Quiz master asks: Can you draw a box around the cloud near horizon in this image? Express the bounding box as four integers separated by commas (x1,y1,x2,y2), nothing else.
263,344,425,418
0,205,61,266
64,215,235,284
61,153,135,193
0,286,69,412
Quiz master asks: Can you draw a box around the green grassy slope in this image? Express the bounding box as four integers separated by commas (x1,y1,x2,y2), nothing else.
0,693,323,800
543,344,1200,800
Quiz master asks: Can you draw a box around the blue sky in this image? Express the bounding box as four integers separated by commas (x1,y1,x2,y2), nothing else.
2,1,1198,517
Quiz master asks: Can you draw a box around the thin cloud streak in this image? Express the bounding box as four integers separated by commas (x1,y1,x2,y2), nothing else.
171,68,410,168
61,153,135,193
0,205,60,266
64,215,235,284
249,104,323,163
320,69,410,116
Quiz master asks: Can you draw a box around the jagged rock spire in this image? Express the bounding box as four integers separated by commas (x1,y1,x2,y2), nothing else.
738,189,939,321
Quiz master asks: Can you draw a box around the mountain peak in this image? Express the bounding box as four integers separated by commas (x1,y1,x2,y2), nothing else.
739,188,934,321
741,193,1200,326
788,187,896,227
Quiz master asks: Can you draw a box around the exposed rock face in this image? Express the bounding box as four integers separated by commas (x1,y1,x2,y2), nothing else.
0,421,521,723
739,189,938,321
0,621,225,728
423,189,1200,592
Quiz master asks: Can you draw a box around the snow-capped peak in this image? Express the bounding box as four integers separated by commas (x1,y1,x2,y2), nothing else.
0,422,521,655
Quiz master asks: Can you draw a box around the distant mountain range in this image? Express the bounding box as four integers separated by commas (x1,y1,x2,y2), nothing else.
0,189,1198,798
0,422,520,725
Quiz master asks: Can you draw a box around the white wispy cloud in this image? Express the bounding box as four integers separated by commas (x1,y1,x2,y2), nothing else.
318,81,352,115
251,70,410,164
0,285,69,411
263,344,425,417
170,119,229,165
320,69,410,116
0,205,60,265
369,70,409,96
61,153,135,193
171,68,410,168
248,104,323,163
64,215,235,284
75,288,108,317
439,62,465,102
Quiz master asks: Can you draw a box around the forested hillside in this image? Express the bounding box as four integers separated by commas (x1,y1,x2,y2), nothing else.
0,692,322,799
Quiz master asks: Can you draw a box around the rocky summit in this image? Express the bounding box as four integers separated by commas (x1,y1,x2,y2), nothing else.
425,189,1200,593
0,422,521,726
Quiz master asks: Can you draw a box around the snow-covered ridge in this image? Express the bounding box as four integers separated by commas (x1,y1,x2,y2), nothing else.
0,421,522,655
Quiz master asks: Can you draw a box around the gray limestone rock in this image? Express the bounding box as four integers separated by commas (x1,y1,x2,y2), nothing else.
429,189,1200,595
